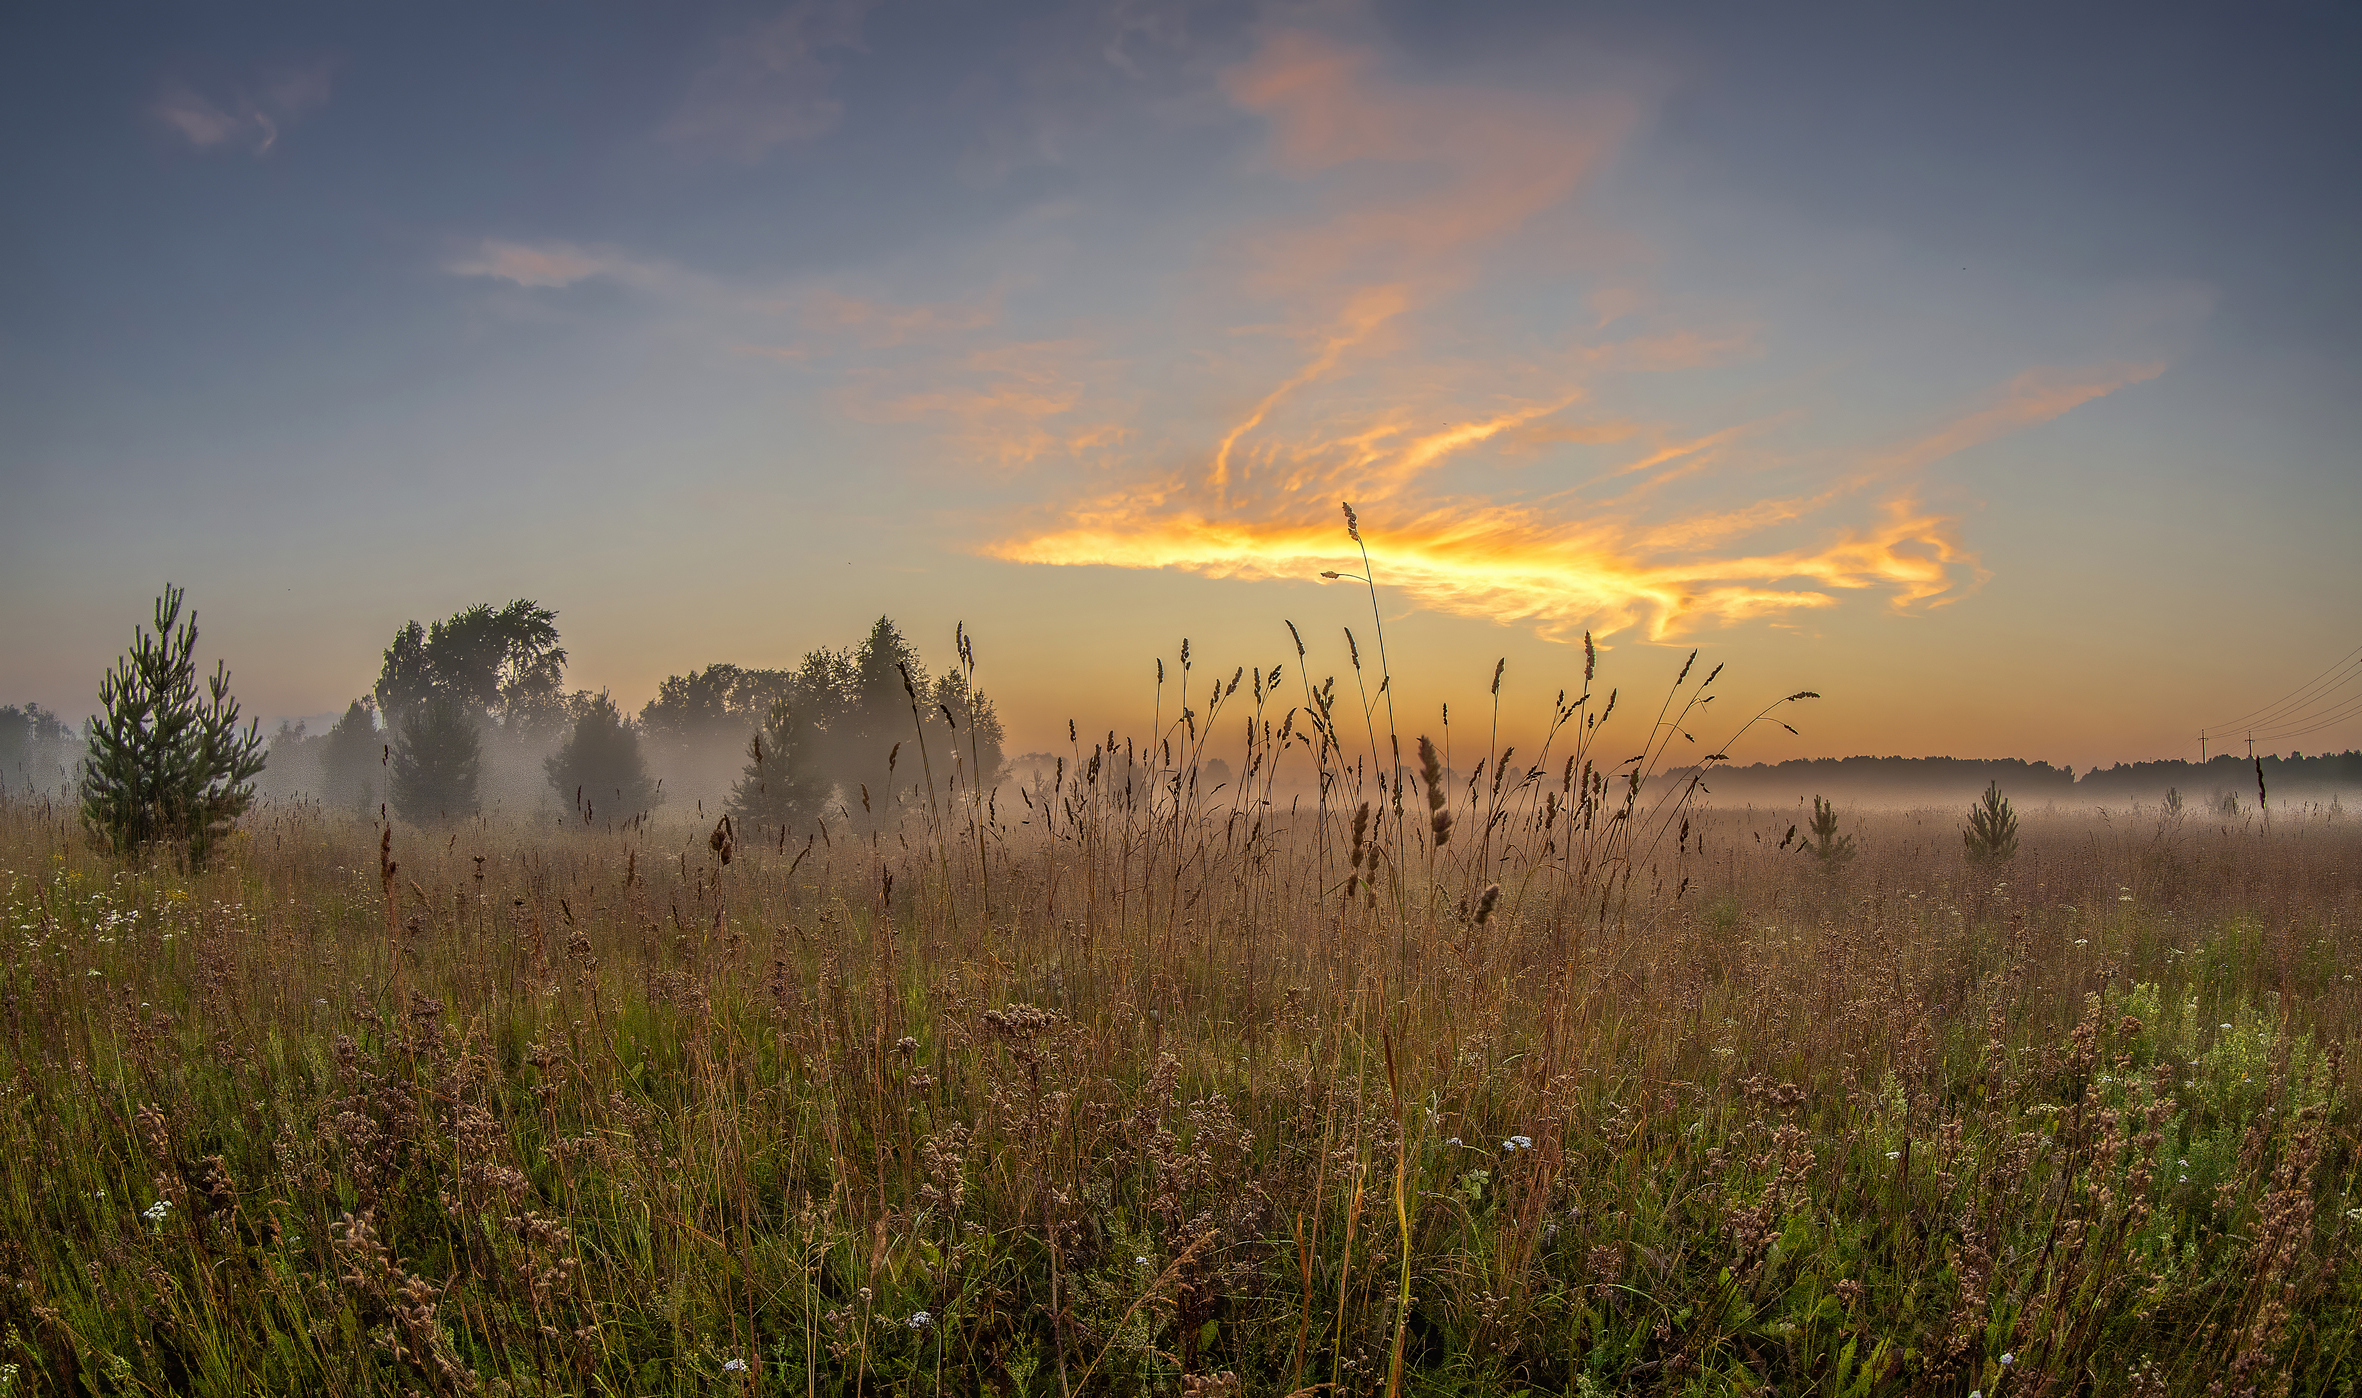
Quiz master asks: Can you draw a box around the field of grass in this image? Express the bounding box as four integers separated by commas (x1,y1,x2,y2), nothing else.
3,670,2359,1395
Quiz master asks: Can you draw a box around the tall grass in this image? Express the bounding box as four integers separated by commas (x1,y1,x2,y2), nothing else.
1,628,2357,1395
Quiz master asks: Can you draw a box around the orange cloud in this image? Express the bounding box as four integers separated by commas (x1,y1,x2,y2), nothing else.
998,493,1982,641
1220,30,1633,284
841,339,1133,471
968,27,2136,641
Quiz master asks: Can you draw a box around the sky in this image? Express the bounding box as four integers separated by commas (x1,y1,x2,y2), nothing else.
3,0,2358,768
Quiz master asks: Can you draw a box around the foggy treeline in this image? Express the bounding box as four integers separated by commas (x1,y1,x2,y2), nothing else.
218,605,1006,831
15,609,2361,823
1681,750,2362,809
0,703,79,799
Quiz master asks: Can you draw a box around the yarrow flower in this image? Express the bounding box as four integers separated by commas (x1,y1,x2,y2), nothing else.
722,1359,748,1373
1503,1135,1533,1152
2000,1352,2014,1367
907,1311,932,1329
143,1200,170,1222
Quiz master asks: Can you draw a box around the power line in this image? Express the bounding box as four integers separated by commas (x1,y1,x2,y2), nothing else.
2202,641,2362,749
2248,688,2362,745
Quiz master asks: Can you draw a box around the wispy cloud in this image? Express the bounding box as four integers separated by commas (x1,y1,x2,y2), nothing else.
443,20,2178,646
154,60,334,156
445,240,677,291
1855,362,2168,481
664,0,872,161
967,26,2129,640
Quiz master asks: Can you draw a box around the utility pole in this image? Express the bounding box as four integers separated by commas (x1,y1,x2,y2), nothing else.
2200,731,2207,763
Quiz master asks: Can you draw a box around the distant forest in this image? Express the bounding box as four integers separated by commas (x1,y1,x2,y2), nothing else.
4,606,1003,833
1686,750,2362,806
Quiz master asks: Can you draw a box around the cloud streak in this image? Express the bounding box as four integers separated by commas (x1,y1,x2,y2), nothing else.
664,0,872,161
445,240,679,291
970,27,2045,639
154,61,334,156
439,23,2178,646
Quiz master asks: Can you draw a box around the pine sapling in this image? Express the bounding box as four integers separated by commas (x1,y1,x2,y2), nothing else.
1963,781,2019,867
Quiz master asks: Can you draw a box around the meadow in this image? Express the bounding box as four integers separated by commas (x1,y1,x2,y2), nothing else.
1,659,2357,1397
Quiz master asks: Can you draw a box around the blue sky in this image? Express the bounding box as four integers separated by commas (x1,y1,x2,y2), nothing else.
4,0,2357,764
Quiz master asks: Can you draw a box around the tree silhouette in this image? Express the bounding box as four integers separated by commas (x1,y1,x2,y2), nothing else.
545,692,658,820
389,698,481,821
319,698,382,814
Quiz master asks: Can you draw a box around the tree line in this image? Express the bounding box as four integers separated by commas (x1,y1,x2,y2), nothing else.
41,586,1004,867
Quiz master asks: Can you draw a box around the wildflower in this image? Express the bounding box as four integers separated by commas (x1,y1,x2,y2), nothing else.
2178,1159,2188,1167
143,1200,170,1222
907,1311,932,1329
1446,1137,1462,1147
1886,1150,1902,1160
722,1359,748,1374
2074,939,2089,947
2001,1352,2014,1367
1503,1135,1534,1151
2220,1023,2233,1031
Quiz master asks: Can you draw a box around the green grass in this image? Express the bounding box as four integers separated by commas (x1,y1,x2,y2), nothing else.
0,775,2357,1396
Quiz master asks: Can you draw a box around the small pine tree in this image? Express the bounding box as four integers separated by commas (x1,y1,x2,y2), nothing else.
79,585,267,868
1963,780,2019,867
545,693,659,821
1806,794,1857,867
730,696,833,833
389,698,481,821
